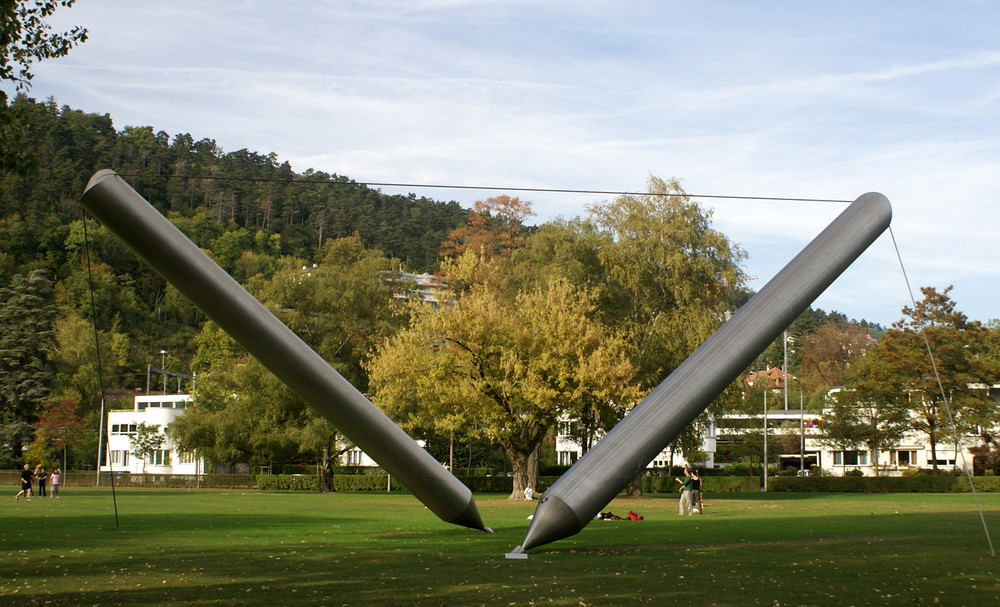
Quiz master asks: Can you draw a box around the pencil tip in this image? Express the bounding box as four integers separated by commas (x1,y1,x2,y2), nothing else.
521,494,582,551
448,494,487,531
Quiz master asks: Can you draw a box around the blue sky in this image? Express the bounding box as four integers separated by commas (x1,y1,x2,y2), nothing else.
25,1,1000,326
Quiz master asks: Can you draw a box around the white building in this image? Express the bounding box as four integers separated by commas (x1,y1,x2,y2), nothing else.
555,382,1000,477
388,271,448,305
555,416,718,470
340,444,380,467
806,384,1000,476
102,394,204,475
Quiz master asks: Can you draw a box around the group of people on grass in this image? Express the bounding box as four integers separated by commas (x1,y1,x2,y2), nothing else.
14,464,60,500
528,471,704,518
675,467,703,515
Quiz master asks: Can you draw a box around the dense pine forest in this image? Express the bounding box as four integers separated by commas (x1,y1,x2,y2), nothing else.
2,95,468,273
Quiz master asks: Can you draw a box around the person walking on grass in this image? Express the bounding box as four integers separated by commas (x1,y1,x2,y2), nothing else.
674,467,694,515
15,464,34,500
50,469,61,498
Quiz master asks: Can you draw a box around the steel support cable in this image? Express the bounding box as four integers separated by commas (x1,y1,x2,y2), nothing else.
82,213,120,529
117,173,852,204
889,226,994,557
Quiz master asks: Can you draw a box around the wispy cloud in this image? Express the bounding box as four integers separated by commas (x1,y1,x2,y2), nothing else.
32,1,1000,324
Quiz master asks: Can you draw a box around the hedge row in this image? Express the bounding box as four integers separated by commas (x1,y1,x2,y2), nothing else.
257,474,321,491
330,475,526,493
93,473,257,489
6,471,997,493
333,474,409,492
767,475,1000,493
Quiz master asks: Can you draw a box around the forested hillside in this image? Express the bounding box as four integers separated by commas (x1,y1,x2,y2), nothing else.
2,95,467,274
0,96,468,443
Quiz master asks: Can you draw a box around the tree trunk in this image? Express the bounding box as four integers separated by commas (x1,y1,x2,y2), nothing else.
929,425,939,473
626,473,643,497
527,443,540,490
319,443,334,493
466,441,473,477
507,444,540,499
927,405,940,473
509,450,529,499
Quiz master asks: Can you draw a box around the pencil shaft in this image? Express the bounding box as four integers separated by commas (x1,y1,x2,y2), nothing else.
522,192,891,550
82,170,484,531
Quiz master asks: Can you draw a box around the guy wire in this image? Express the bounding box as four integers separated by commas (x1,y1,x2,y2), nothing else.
82,213,121,530
118,173,852,204
889,225,994,557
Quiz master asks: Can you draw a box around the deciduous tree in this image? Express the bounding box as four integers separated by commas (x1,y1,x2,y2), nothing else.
172,236,398,488
846,286,997,472
585,176,745,390
52,311,129,414
585,176,747,492
366,277,639,498
797,321,877,392
820,386,909,476
130,422,164,474
34,397,89,472
439,195,535,260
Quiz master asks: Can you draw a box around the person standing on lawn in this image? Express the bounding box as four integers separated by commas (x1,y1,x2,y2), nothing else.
50,469,61,498
690,469,703,513
674,467,694,515
36,467,48,497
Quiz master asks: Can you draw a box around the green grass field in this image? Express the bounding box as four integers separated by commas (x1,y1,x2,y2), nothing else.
2,488,998,606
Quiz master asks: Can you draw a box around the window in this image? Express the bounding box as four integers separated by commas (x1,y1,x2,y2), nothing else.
346,449,363,465
109,450,129,466
895,450,917,466
836,450,867,466
178,452,196,465
558,451,577,466
112,423,138,435
148,450,170,466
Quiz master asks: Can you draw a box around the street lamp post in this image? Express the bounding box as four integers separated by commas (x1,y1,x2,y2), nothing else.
160,350,167,394
763,390,768,492
783,331,789,411
799,390,805,475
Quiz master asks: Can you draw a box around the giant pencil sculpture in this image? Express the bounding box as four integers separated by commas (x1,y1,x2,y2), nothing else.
82,170,486,531
515,192,891,553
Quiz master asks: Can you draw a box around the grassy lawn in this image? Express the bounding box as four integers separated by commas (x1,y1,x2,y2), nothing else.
2,488,998,606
